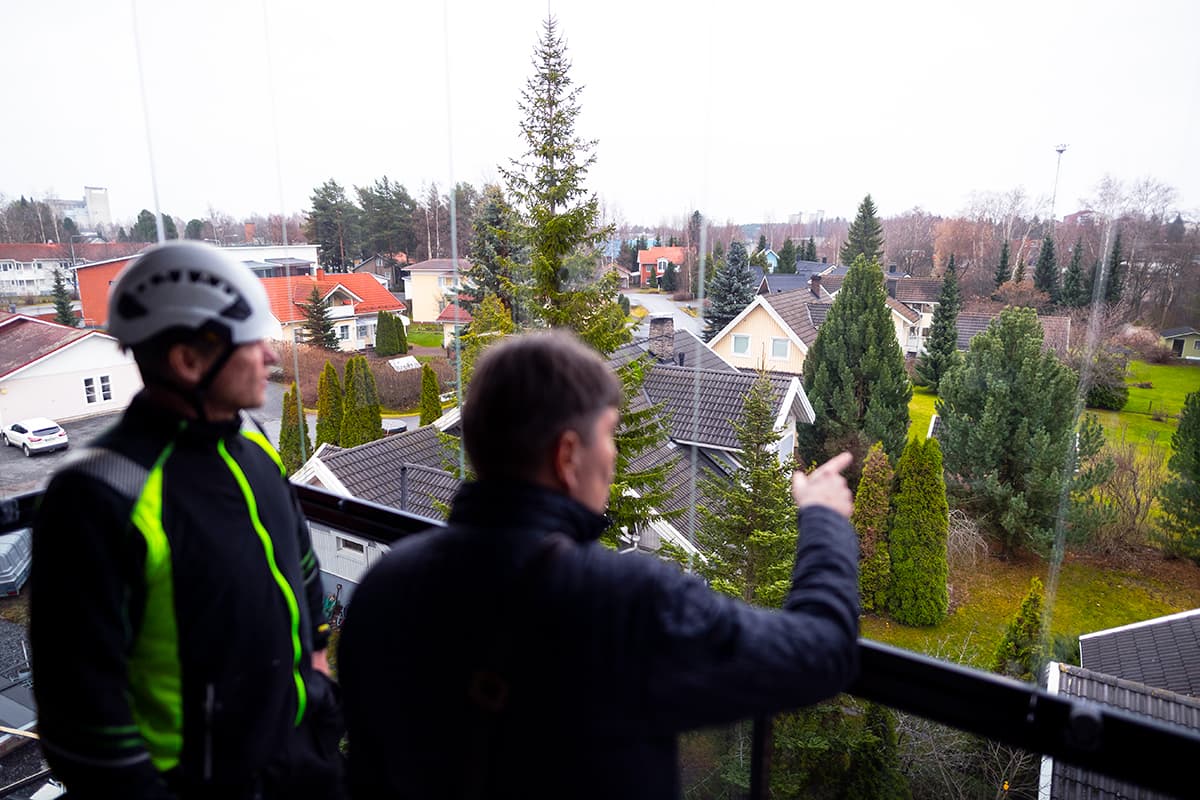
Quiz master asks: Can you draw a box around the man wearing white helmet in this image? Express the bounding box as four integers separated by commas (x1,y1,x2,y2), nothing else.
31,241,342,799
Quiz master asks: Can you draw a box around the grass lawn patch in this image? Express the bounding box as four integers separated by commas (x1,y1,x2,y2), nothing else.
908,386,937,440
1088,360,1198,457
406,330,443,348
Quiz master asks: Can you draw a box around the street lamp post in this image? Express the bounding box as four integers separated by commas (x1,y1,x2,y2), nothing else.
1049,144,1068,228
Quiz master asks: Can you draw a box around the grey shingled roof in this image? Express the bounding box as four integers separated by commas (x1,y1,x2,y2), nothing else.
627,440,726,542
885,295,921,322
1160,326,1198,339
318,426,462,519
759,288,829,346
955,312,1072,356
1047,662,1200,799
643,366,809,450
892,277,942,304
1079,609,1200,697
612,329,738,373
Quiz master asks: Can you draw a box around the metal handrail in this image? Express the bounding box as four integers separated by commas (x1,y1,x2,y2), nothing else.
5,485,1199,797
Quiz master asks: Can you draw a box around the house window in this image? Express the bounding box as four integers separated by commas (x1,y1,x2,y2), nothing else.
732,334,750,355
84,375,113,404
357,324,368,339
84,377,95,404
1194,340,1200,351
338,325,350,340
100,375,112,401
293,328,303,342
770,338,789,359
337,536,366,558
657,258,669,275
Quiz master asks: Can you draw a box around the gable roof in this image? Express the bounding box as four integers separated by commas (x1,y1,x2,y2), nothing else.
611,328,738,373
637,246,687,267
1161,326,1199,339
885,295,922,323
627,440,726,543
955,312,1071,356
405,258,468,273
259,272,405,323
643,366,811,451
436,303,472,324
1079,608,1200,697
760,288,830,347
892,277,942,305
1045,662,1200,799
314,425,460,520
0,315,95,379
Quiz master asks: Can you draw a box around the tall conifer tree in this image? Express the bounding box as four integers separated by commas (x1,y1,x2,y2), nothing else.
776,238,797,274
278,382,312,475
888,437,949,626
315,361,343,447
300,285,339,350
340,356,383,447
703,240,755,341
852,442,893,613
1158,391,1200,560
1105,230,1124,304
51,269,76,327
419,363,442,426
915,255,962,391
994,241,1011,290
839,195,885,265
1061,238,1087,307
1033,235,1059,301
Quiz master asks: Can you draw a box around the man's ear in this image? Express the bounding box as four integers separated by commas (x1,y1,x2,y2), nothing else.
165,342,208,388
551,428,583,497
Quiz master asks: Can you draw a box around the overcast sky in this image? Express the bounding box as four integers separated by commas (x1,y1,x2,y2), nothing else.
4,0,1198,229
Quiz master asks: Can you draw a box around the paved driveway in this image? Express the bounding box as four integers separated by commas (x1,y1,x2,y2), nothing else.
0,411,122,496
625,291,703,338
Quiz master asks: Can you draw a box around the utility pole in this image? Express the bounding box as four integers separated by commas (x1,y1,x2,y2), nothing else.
1049,144,1068,229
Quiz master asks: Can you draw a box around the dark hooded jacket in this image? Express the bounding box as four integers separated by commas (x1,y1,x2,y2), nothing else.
339,480,859,799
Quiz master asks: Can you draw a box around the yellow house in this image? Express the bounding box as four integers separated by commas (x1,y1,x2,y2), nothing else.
402,258,469,323
709,288,824,374
1162,326,1200,361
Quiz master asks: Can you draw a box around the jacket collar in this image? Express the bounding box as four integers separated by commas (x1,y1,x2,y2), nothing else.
448,480,611,544
126,390,244,443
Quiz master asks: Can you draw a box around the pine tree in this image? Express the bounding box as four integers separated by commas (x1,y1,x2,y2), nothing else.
51,268,76,327
1105,230,1124,304
315,361,343,447
703,240,755,341
697,372,797,607
278,382,312,475
888,437,949,626
839,194,884,265
994,240,1011,290
460,293,515,387
419,363,442,426
776,238,797,274
1157,391,1200,561
799,255,912,471
374,311,398,356
339,356,383,447
300,285,339,350
852,442,893,613
501,16,628,356
804,237,818,262
465,183,526,319
1015,257,1027,283
992,577,1045,682
936,307,1079,554
914,255,962,391
660,262,677,292
1061,238,1087,307
841,704,912,800
1033,235,1059,301
756,233,768,256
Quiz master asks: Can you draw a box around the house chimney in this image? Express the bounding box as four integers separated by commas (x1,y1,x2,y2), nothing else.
886,277,898,298
888,262,897,274
809,273,822,297
821,256,827,264
648,316,674,362
316,268,325,279
244,222,256,243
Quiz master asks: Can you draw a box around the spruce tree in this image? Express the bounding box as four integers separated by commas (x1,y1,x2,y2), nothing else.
660,262,677,292
992,577,1045,682
1061,238,1087,307
994,241,1011,290
756,233,768,256
703,240,755,341
776,238,797,274
1157,391,1200,561
804,237,818,262
315,361,343,448
888,437,949,626
1033,235,1059,301
300,285,339,350
841,704,912,800
1104,230,1124,304
396,316,408,354
464,184,524,318
936,307,1079,554
799,255,912,470
839,194,885,265
51,268,76,327
852,442,893,613
460,293,515,387
1015,257,1027,284
374,311,398,356
914,255,962,391
697,372,797,607
278,382,312,475
419,363,442,426
501,16,628,356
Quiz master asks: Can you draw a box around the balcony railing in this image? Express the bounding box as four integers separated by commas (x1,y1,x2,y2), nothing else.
3,484,1198,798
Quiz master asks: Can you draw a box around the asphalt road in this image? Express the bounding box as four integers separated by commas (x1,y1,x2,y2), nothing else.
625,290,703,338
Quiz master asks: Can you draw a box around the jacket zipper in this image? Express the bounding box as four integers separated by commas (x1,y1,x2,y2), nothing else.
204,683,215,781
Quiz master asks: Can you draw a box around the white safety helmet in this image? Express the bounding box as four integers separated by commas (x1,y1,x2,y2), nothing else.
108,240,276,347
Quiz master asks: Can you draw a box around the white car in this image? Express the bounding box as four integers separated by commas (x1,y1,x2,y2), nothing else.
2,418,69,457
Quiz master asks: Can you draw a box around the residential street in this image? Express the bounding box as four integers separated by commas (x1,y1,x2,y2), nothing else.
624,290,703,338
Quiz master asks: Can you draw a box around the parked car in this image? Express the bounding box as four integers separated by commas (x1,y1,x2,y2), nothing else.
2,418,69,457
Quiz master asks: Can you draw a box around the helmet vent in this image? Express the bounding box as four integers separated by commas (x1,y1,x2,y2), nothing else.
221,294,252,321
116,293,149,319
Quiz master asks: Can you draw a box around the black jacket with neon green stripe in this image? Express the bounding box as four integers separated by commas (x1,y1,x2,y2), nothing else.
31,392,330,799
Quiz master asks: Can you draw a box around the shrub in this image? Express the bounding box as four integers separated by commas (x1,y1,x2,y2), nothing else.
1086,381,1129,411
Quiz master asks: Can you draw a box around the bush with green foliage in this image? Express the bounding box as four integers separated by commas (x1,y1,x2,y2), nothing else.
992,577,1045,682
888,437,949,626
339,356,383,447
852,442,893,613
278,382,312,475
315,361,343,447
1157,391,1200,561
419,363,442,426
374,311,400,356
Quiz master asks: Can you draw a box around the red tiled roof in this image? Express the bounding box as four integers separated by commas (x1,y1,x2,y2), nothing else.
0,242,148,264
435,303,472,324
259,272,406,324
637,246,687,266
0,315,93,378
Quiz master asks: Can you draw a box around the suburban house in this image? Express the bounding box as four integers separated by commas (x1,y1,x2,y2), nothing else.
73,255,141,327
955,312,1071,357
636,246,687,287
755,259,831,294
435,303,472,347
0,312,141,426
1161,326,1200,360
1040,609,1200,799
353,252,409,290
1,242,145,298
708,285,827,374
402,258,469,322
259,270,407,352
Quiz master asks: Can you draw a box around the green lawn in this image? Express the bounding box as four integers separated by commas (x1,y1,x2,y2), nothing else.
907,386,937,440
862,556,1199,668
406,329,444,348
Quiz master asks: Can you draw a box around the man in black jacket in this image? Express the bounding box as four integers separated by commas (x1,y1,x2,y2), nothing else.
32,241,340,799
339,331,860,799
